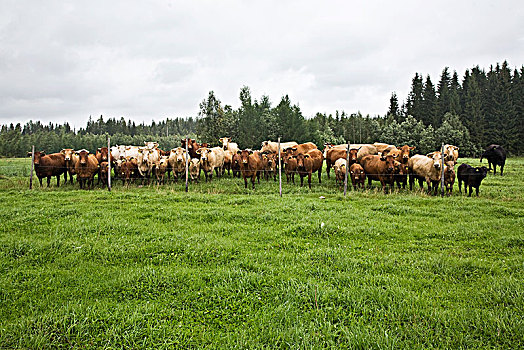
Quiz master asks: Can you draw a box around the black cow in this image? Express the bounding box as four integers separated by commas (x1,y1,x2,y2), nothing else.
480,144,506,176
457,164,488,197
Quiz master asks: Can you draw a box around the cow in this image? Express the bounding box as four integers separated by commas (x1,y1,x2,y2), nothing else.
28,151,66,187
261,152,278,181
137,147,160,184
110,145,127,160
219,137,239,154
74,149,99,189
360,154,401,193
99,161,109,188
444,163,456,196
95,147,109,184
196,147,225,181
323,143,366,158
60,148,79,184
349,163,366,190
124,146,140,159
238,149,263,189
189,158,200,183
181,138,200,159
443,144,459,164
223,150,233,176
155,156,169,184
325,148,358,179
407,153,442,195
457,164,488,196
356,144,378,162
283,151,297,184
231,152,242,178
261,140,298,154
480,144,506,176
284,142,317,156
373,143,392,153
169,147,187,181
333,158,347,186
295,149,323,189
144,141,159,149
119,157,138,186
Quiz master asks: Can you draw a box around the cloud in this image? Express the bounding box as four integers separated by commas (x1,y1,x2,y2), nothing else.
0,0,522,127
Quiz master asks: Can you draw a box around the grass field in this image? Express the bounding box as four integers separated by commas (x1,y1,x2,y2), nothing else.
0,157,523,348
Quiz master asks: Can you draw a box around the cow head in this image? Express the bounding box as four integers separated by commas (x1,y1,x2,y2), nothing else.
28,151,45,165
398,145,415,163
350,164,365,181
349,149,358,164
382,154,397,173
172,147,185,163
427,151,442,170
144,141,159,149
97,147,108,162
60,148,74,161
219,137,231,150
239,149,253,165
76,149,90,165
295,153,310,170
196,147,210,162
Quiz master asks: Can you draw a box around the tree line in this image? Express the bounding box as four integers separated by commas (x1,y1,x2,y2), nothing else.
0,61,522,158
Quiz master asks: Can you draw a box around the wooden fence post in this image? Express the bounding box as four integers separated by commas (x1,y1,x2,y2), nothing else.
30,145,34,189
107,137,111,191
441,143,445,197
344,141,350,196
278,137,282,197
185,138,189,192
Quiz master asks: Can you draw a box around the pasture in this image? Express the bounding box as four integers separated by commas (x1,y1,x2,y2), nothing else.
0,157,523,348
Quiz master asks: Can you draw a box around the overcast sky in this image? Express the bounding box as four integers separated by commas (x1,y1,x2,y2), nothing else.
1,0,523,128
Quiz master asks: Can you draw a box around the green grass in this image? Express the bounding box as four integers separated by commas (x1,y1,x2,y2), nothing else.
0,157,523,348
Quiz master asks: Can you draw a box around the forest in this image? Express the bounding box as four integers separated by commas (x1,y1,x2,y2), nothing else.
1,61,522,157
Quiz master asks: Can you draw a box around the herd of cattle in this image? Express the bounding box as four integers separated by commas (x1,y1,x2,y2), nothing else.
27,138,507,196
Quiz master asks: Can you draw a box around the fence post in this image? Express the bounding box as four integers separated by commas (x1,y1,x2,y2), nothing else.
30,145,34,189
344,141,350,196
107,137,111,191
278,137,282,197
185,138,189,192
441,143,445,197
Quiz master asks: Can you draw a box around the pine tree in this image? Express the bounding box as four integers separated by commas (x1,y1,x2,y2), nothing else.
405,73,424,122
387,92,400,120
449,71,462,116
421,75,437,126
436,67,452,126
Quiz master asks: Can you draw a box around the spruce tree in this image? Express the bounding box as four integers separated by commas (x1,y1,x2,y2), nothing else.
405,73,424,122
436,67,452,126
421,75,437,126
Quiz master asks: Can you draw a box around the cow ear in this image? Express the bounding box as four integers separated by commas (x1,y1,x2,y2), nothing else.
291,147,297,152
410,146,416,150
237,150,242,155
227,138,231,142
249,150,254,155
97,148,101,152
196,149,201,154
60,149,65,154
304,154,310,158
455,146,459,150
27,152,32,157
426,152,434,158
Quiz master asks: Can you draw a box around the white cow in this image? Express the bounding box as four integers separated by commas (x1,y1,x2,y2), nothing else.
219,137,239,154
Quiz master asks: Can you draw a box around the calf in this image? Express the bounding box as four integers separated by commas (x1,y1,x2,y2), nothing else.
444,163,456,195
119,158,138,186
223,150,233,176
295,149,323,189
75,149,99,189
155,156,169,184
263,152,278,181
96,147,109,184
189,158,201,182
325,148,358,179
231,153,241,178
99,161,109,188
457,164,488,197
238,149,262,189
360,154,401,193
28,151,66,187
60,148,79,184
333,158,347,186
349,163,366,190
284,153,297,184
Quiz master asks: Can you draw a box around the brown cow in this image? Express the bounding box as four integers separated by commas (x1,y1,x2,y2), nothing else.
285,142,317,155
99,162,109,188
119,158,138,186
360,154,401,193
263,152,278,181
95,147,109,184
349,163,366,190
27,151,66,187
325,148,358,179
181,138,200,159
444,163,456,195
231,153,242,178
189,158,200,182
356,144,378,162
155,156,169,185
75,149,99,189
223,150,233,176
238,150,262,189
60,148,79,184
295,149,323,189
283,152,297,184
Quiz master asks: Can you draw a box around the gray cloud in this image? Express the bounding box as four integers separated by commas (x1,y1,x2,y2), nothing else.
0,0,522,128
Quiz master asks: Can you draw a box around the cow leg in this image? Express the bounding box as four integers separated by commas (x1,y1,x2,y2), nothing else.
500,164,504,176
493,164,497,175
318,169,322,184
300,174,304,187
468,184,472,197
46,176,51,187
251,174,256,189
326,162,331,178
476,186,480,196
409,174,414,191
367,177,372,189
308,173,312,189
244,176,248,188
56,175,60,187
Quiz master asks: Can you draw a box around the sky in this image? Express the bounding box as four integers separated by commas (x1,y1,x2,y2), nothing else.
1,0,523,128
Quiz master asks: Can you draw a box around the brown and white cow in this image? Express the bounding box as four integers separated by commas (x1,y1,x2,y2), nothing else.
74,149,99,189
238,149,263,189
295,149,323,189
333,158,347,186
119,157,138,186
155,156,169,184
196,147,225,181
443,144,459,164
325,148,358,179
28,151,66,187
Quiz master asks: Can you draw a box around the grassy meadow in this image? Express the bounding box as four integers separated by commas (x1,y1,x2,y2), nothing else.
0,157,523,348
